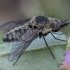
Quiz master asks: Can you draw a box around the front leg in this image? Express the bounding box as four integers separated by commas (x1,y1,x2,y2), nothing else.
51,32,67,42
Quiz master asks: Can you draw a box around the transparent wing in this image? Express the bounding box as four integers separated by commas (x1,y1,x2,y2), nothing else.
0,18,31,31
8,29,38,62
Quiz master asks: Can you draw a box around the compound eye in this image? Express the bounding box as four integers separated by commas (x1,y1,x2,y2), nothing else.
28,23,32,28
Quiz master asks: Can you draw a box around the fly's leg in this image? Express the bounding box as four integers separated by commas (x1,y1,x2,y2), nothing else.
51,32,67,42
43,36,55,59
53,32,63,35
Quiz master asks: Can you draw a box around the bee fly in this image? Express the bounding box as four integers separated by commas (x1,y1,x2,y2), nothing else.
0,16,69,65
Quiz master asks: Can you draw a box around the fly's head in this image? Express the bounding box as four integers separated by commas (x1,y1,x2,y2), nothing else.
48,17,61,32
48,17,69,32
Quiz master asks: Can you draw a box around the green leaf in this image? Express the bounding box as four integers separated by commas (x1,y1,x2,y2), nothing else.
0,32,67,70
66,37,70,51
